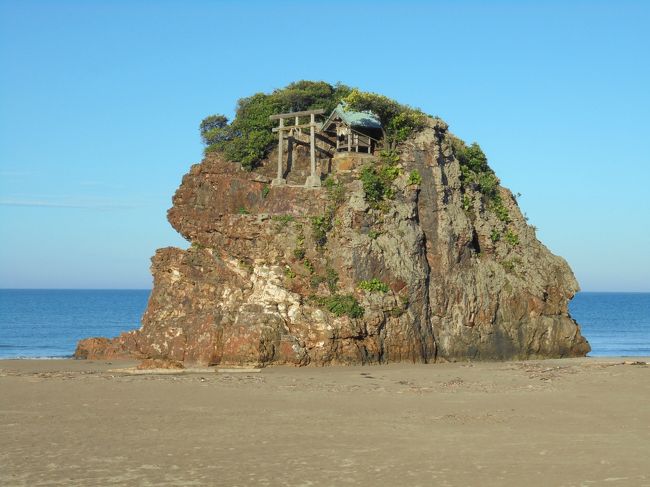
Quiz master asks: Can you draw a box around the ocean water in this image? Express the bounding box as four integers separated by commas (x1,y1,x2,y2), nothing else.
0,290,648,359
569,292,650,357
0,289,149,359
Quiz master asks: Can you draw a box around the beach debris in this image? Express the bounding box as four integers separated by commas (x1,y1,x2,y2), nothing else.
107,367,216,375
137,358,185,370
217,368,262,374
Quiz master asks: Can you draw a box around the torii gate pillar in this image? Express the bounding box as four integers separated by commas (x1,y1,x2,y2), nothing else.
304,112,321,188
271,118,286,186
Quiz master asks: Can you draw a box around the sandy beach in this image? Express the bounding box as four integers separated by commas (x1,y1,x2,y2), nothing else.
1,358,648,487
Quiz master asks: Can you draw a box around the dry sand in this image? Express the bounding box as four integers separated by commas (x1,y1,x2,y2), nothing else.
1,358,649,487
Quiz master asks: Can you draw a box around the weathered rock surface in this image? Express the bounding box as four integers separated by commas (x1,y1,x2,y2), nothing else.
76,119,590,365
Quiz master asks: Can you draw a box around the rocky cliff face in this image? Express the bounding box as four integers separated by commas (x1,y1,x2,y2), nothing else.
76,119,590,365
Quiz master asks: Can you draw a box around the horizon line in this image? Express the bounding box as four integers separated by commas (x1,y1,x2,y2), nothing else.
1,288,650,293
0,288,153,291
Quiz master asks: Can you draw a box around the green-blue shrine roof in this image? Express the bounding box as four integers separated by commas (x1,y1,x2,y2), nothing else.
322,103,382,130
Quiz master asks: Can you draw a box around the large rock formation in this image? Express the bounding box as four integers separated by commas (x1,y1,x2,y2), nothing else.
76,119,590,365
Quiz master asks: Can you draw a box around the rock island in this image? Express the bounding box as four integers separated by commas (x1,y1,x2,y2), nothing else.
76,81,590,366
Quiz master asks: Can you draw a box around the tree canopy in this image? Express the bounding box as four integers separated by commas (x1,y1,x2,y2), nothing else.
200,81,352,170
200,114,229,145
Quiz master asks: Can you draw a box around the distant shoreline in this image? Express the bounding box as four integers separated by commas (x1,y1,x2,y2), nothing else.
2,356,649,364
3,289,650,294
0,288,153,291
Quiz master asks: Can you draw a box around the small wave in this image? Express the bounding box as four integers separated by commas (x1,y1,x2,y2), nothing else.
0,355,72,360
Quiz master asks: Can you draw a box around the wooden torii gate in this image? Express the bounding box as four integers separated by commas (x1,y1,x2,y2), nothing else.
270,108,325,188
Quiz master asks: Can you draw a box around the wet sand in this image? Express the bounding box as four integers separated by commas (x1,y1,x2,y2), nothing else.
1,357,649,486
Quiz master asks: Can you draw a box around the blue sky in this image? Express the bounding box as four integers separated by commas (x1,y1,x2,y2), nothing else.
1,0,648,291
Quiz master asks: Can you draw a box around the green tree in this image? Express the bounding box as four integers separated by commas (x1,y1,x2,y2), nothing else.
275,80,352,114
200,81,352,170
451,137,502,204
200,114,230,146
456,142,490,173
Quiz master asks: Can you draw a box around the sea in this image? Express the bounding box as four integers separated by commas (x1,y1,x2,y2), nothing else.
0,290,648,359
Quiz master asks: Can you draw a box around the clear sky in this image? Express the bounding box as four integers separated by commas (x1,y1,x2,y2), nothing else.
1,0,648,291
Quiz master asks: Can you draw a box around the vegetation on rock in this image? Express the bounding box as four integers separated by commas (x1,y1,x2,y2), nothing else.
452,138,497,197
325,267,339,293
199,81,428,169
293,248,306,260
313,294,365,319
451,137,513,225
200,81,352,170
311,215,331,248
309,177,345,249
293,224,306,260
323,176,345,203
303,259,315,274
358,278,390,293
360,150,401,204
462,195,472,212
407,170,422,186
272,215,294,224
504,229,520,246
